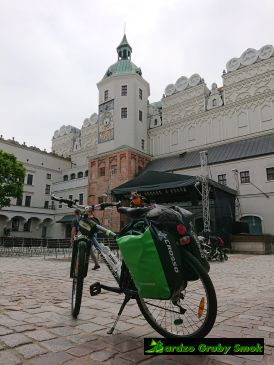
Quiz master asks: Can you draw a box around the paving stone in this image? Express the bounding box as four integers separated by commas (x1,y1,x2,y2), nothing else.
16,343,48,358
76,323,105,332
41,338,75,352
258,326,274,333
0,350,21,365
25,329,57,341
66,344,98,357
1,255,274,365
265,338,274,347
264,355,274,365
106,357,134,365
13,324,36,333
114,338,143,353
89,349,115,361
120,348,154,364
49,326,82,337
30,351,74,365
65,357,102,365
1,332,32,347
0,326,13,335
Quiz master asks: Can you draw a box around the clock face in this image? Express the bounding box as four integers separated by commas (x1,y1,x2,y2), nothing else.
98,111,114,143
102,112,112,128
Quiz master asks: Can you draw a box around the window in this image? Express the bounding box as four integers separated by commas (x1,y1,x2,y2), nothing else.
212,99,217,107
139,88,143,100
69,195,73,200
85,170,88,177
70,173,76,180
44,201,49,209
121,107,127,119
45,184,51,194
77,171,83,178
16,196,23,206
139,110,143,122
266,167,274,181
42,226,47,238
63,175,68,181
104,90,109,101
23,220,31,232
240,216,262,235
99,167,105,176
79,193,84,205
46,173,51,179
11,218,20,232
121,85,127,96
141,139,145,150
111,165,117,176
59,197,63,209
240,170,250,184
98,196,105,204
154,119,157,126
26,174,33,185
25,196,31,207
218,174,227,185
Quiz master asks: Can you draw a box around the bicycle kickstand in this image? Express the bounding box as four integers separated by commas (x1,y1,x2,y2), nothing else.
107,295,131,335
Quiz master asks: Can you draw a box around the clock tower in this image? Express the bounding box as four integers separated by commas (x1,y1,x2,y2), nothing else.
97,34,150,154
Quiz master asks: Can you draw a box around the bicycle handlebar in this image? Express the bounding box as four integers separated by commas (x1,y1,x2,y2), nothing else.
51,194,121,211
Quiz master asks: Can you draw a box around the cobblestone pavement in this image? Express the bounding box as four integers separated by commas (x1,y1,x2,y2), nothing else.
0,254,273,365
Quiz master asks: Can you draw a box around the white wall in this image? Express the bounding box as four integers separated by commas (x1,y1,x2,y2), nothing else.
174,154,274,235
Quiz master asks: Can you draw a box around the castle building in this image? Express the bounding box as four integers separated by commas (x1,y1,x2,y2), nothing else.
1,38,274,238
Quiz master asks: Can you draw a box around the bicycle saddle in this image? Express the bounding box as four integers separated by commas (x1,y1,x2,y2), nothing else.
117,206,151,218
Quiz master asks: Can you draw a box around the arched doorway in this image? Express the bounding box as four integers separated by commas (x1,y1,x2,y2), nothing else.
240,215,263,235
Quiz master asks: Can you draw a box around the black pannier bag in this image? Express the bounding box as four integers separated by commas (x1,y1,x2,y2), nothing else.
149,223,184,296
146,205,210,282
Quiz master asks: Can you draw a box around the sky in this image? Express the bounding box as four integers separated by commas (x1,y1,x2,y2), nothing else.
0,0,274,151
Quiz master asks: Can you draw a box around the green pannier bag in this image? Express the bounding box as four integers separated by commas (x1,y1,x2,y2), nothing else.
116,226,183,299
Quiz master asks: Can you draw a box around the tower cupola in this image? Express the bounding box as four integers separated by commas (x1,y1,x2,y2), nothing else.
117,34,132,60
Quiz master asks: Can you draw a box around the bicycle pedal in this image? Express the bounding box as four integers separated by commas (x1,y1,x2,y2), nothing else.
90,282,101,296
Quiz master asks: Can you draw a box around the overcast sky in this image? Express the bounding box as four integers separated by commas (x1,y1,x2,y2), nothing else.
1,0,273,151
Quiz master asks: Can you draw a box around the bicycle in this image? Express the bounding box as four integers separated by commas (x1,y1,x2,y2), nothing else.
51,194,217,338
198,234,229,262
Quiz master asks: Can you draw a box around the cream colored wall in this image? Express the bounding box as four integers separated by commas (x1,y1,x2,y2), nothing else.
174,154,274,235
97,73,150,154
148,57,274,157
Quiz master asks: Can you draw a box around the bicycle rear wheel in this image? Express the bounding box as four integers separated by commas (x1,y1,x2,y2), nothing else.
137,250,217,338
71,240,86,318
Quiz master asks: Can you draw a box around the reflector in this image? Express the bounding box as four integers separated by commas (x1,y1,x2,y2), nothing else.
176,224,186,235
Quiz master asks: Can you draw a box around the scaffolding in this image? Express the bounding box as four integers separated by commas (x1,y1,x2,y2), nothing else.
200,151,211,233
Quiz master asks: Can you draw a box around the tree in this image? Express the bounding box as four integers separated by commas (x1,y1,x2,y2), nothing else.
0,150,25,208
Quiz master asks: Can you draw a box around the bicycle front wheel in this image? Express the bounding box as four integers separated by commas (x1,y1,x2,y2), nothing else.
137,250,217,338
71,240,86,318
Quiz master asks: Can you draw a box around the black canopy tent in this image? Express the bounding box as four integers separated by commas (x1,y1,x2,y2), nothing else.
112,171,236,245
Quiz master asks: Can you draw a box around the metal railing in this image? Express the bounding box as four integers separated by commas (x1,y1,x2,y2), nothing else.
0,236,118,259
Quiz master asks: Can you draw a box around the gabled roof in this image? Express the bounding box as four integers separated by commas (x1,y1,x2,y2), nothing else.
146,133,274,172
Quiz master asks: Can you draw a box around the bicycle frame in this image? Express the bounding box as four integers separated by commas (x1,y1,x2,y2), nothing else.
77,223,122,284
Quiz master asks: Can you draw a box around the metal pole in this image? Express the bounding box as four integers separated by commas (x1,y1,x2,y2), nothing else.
200,151,211,233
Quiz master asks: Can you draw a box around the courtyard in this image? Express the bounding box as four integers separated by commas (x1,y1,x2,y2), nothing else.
0,254,273,365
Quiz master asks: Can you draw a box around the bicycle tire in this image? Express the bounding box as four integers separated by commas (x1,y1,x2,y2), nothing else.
136,250,217,338
71,240,86,318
